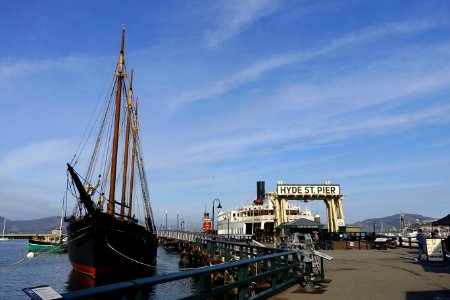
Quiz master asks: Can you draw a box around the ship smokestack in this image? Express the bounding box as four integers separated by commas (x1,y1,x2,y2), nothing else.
254,181,265,205
314,214,321,224
202,212,212,233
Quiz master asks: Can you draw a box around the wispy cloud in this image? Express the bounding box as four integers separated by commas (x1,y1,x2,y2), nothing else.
0,57,78,79
0,139,74,176
269,66,450,116
168,54,299,110
0,61,38,78
328,104,450,136
204,0,278,48
323,18,448,53
151,57,450,170
147,101,450,173
349,181,446,195
170,17,447,112
0,53,113,86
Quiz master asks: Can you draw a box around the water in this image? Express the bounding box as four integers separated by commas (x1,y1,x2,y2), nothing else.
0,240,195,299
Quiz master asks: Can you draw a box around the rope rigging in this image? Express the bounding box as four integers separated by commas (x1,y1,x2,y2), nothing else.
70,63,117,168
105,235,156,268
85,80,116,182
65,36,156,232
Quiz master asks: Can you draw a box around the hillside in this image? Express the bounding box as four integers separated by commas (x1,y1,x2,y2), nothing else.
0,216,67,234
351,213,436,233
1,213,438,235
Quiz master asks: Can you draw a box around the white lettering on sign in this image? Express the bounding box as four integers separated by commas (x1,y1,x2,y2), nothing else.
426,239,444,262
337,219,345,226
277,184,340,197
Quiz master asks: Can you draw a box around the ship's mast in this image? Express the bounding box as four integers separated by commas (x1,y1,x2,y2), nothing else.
108,26,126,215
120,69,134,220
128,97,139,220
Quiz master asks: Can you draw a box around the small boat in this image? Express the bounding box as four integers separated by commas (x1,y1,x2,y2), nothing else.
28,205,67,252
28,237,67,252
64,26,157,278
0,218,8,241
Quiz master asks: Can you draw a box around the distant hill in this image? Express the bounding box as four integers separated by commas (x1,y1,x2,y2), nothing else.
0,216,67,234
1,213,438,234
351,213,436,233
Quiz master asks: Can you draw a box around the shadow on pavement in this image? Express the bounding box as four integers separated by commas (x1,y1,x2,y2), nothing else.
406,289,450,300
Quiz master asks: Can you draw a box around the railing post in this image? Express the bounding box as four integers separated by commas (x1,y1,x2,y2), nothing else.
237,264,249,300
207,240,212,255
225,244,231,261
218,241,223,257
197,273,212,294
271,256,278,292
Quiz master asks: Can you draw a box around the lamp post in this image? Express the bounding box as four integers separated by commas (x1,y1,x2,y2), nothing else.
227,211,230,239
165,208,179,230
212,198,222,233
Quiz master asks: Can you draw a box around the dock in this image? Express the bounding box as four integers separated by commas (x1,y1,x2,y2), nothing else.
270,247,450,300
0,233,62,240
55,231,450,299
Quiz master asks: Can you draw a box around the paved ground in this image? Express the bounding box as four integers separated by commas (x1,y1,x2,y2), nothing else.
270,247,450,300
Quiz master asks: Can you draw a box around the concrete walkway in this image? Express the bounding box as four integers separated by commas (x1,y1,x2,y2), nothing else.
270,247,450,300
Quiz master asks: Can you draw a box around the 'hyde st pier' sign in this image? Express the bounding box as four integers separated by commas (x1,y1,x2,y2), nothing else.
277,184,341,197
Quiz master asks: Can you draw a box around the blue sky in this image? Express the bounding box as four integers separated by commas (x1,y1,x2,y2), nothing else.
1,1,449,230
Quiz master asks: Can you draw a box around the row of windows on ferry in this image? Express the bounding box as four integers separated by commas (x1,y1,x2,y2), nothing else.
231,209,301,218
228,228,244,234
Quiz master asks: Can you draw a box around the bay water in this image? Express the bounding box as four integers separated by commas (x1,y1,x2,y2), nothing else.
0,239,195,299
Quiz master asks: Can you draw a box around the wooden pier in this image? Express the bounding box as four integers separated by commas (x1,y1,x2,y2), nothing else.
0,233,62,240
61,230,320,299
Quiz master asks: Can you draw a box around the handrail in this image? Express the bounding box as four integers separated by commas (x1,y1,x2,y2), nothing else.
62,250,300,299
158,230,281,251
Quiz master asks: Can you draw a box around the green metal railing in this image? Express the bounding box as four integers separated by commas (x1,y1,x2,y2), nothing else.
62,250,301,300
195,237,284,261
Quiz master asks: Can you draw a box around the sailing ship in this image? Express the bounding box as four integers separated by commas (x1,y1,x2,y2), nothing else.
65,27,157,278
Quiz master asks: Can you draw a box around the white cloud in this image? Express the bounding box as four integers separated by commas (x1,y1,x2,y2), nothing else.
205,0,278,47
268,66,450,117
323,18,447,53
0,57,75,79
170,17,449,112
149,58,450,171
169,54,299,111
0,139,74,176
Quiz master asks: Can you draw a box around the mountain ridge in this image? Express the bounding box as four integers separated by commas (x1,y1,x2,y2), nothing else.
350,213,436,232
0,216,67,234
1,213,438,234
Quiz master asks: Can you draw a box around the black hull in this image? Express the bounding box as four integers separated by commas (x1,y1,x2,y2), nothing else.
66,212,157,278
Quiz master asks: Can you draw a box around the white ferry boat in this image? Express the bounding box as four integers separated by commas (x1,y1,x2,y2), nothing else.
216,191,317,239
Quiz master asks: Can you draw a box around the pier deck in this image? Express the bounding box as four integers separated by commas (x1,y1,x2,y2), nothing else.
271,247,450,300
0,233,61,240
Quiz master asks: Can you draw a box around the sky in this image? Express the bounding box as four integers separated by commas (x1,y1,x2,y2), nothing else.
1,1,450,230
